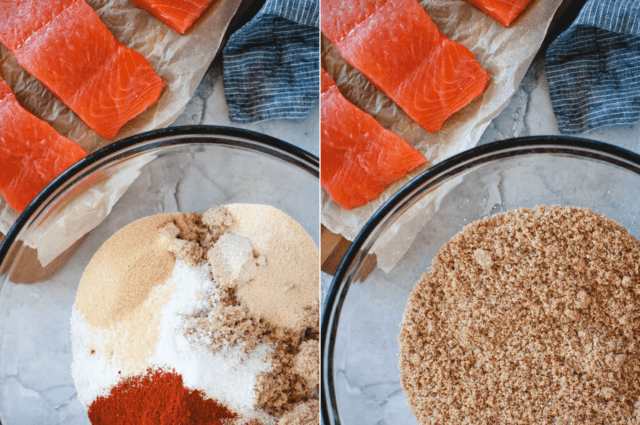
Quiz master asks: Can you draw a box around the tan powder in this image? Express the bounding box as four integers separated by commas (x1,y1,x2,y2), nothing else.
85,278,176,375
76,214,179,329
399,206,640,424
226,204,319,331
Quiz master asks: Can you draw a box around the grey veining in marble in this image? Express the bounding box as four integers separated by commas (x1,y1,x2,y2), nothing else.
479,56,640,154
171,61,320,157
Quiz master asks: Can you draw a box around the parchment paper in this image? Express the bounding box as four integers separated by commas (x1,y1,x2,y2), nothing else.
321,0,564,271
0,0,243,261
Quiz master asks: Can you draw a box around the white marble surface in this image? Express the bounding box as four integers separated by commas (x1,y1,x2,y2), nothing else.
171,60,320,157
478,55,640,153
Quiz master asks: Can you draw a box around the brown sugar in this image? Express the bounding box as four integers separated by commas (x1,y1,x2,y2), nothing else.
293,340,319,388
399,206,640,424
158,207,233,266
182,283,320,418
276,400,319,425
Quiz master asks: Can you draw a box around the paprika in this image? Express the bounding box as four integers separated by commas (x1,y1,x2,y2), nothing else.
87,368,237,425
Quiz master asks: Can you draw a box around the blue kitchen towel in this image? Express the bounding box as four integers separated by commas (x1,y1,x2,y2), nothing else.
223,0,319,123
545,0,640,134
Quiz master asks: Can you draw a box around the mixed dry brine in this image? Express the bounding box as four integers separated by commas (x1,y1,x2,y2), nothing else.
400,206,640,424
71,204,319,425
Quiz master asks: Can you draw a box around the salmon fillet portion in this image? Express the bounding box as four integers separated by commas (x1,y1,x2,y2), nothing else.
0,0,165,139
322,0,490,133
321,70,426,210
131,0,217,34
465,0,533,26
0,78,88,212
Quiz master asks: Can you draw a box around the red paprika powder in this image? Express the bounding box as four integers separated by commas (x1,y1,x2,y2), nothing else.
87,368,237,425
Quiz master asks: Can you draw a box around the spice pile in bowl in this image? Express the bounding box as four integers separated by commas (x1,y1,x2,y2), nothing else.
70,204,319,424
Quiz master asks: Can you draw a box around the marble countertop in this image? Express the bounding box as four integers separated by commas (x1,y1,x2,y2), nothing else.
170,60,320,158
478,55,640,152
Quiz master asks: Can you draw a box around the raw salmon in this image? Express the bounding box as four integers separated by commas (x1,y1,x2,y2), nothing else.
322,0,490,133
131,0,216,34
321,69,425,210
0,0,165,140
0,78,88,212
465,0,533,26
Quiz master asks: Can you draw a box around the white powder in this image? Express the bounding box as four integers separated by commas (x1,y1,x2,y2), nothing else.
150,259,274,424
71,259,275,424
209,232,266,288
70,307,123,407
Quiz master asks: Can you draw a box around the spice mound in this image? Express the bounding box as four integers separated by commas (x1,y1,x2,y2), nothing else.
399,206,640,425
71,204,320,425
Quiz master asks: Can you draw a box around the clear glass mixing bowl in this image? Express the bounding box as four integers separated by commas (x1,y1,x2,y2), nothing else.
0,126,319,424
321,137,640,425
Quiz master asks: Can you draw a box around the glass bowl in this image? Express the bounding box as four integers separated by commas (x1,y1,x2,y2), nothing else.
0,126,318,425
321,137,640,425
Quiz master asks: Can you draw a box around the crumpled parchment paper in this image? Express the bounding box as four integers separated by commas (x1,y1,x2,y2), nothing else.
0,0,243,264
321,0,564,271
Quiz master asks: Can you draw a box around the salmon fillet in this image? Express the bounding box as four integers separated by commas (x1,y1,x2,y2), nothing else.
321,69,426,210
131,0,216,33
322,0,490,133
465,0,534,26
0,0,165,139
0,78,88,212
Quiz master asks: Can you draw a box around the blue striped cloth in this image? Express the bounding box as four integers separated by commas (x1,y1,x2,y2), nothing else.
545,0,640,134
222,0,319,123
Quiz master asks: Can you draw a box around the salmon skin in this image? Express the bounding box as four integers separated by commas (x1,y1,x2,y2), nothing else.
322,0,490,133
465,0,533,26
131,0,216,34
0,0,165,140
0,78,88,212
321,69,426,210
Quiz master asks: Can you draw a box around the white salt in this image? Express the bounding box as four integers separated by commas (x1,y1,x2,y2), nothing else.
70,307,122,407
151,259,274,424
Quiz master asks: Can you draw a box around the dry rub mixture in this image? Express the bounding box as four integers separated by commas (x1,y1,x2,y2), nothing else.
72,204,319,425
170,207,320,419
399,206,640,424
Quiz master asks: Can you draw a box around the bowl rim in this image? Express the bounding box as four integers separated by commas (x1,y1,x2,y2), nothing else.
0,125,319,267
321,135,640,425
